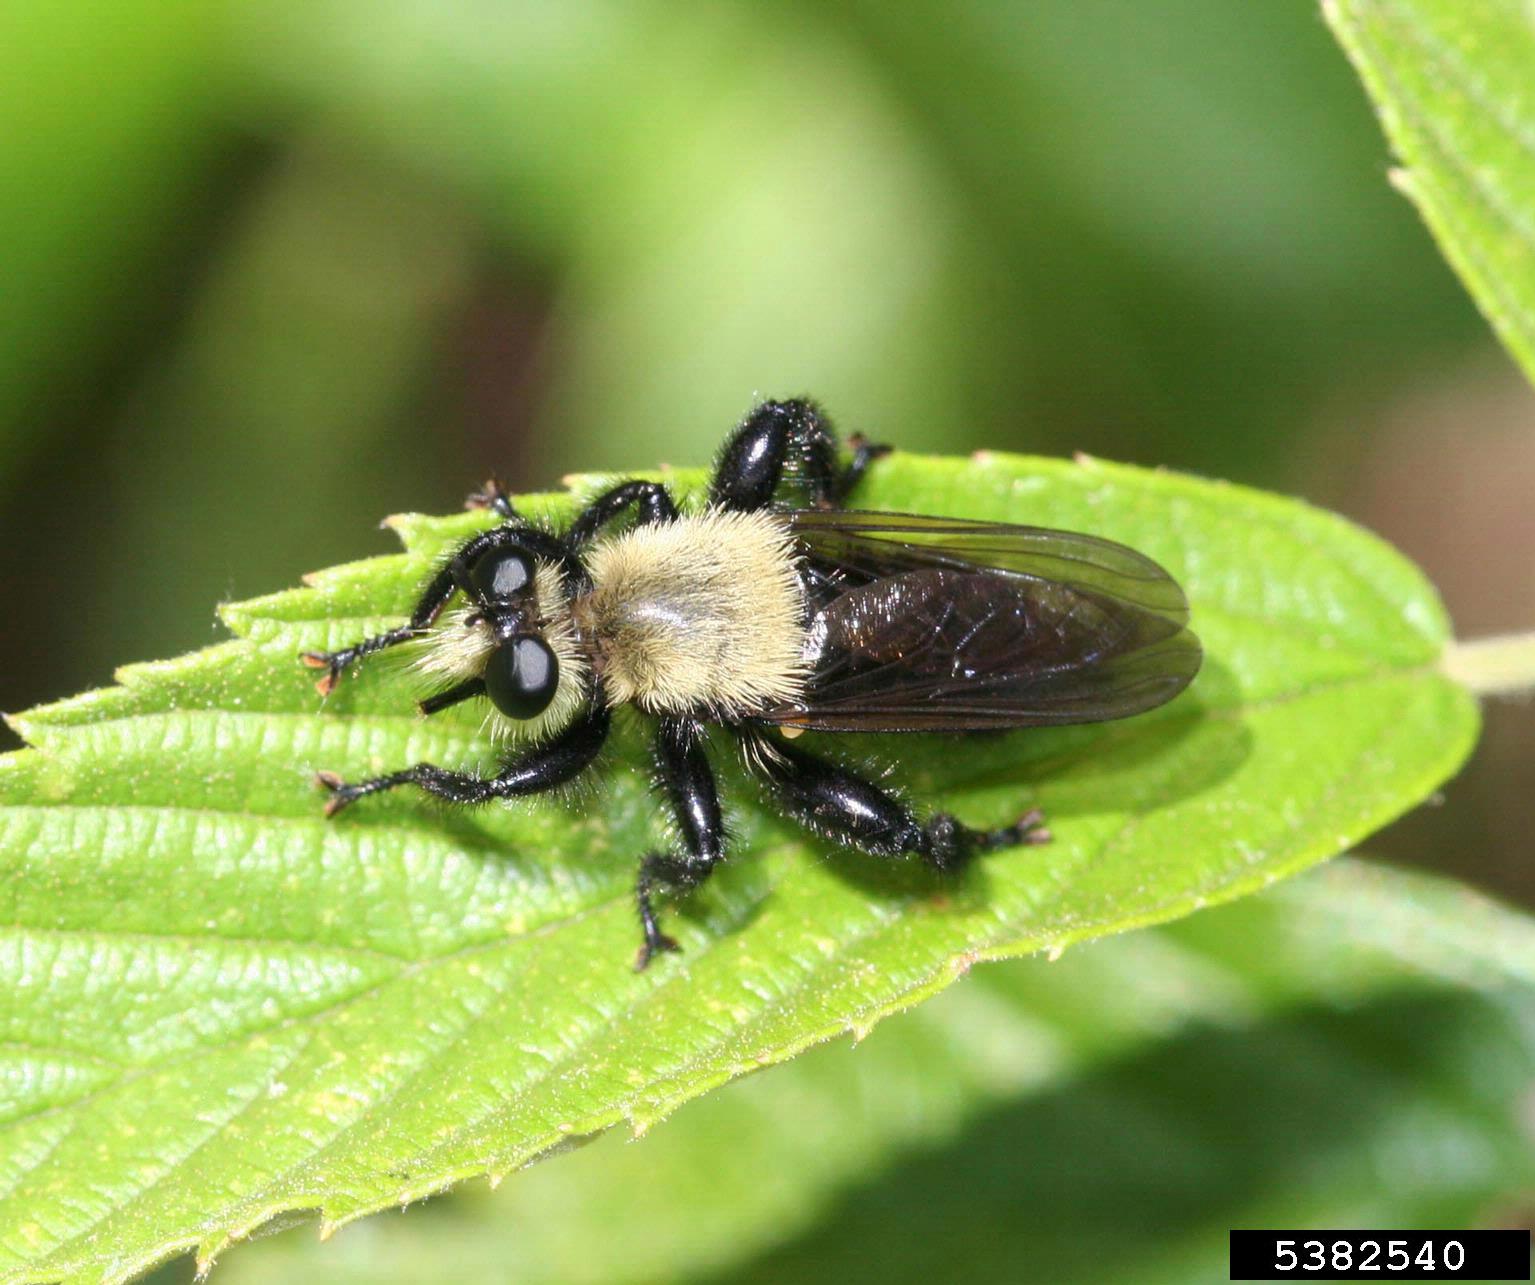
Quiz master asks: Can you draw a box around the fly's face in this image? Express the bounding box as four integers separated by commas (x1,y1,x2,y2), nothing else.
459,548,562,721
413,539,590,740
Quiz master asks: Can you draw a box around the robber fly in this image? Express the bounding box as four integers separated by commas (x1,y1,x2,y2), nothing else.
303,399,1201,967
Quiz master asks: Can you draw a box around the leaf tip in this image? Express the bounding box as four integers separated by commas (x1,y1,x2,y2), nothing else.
215,600,253,637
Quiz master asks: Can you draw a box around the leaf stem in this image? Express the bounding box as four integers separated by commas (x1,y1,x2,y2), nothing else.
1443,632,1535,697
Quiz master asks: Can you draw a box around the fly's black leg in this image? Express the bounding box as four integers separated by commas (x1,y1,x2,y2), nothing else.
568,480,678,546
634,718,727,970
300,555,464,696
741,731,1049,873
710,399,890,513
317,696,610,816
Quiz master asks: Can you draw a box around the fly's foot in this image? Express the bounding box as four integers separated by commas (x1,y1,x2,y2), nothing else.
846,432,892,463
635,852,696,970
921,806,1051,874
300,649,346,696
829,434,892,507
315,770,365,818
988,806,1052,850
633,930,681,972
465,479,517,520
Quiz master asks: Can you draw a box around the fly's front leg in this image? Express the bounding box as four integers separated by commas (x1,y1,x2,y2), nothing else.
635,718,727,970
568,480,678,546
300,556,463,696
710,399,890,512
317,697,611,815
741,730,1049,872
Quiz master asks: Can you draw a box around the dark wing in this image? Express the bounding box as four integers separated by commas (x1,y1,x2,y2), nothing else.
760,510,1201,732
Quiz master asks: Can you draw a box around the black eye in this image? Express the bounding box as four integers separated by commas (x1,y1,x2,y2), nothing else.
483,635,559,720
469,549,534,602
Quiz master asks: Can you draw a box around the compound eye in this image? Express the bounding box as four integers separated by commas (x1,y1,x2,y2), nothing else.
483,635,559,720
468,549,534,603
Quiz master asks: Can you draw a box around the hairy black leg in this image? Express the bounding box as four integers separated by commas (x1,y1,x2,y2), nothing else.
709,399,890,513
567,480,678,546
634,718,727,970
741,731,1049,873
317,694,611,817
300,523,585,693
300,555,463,695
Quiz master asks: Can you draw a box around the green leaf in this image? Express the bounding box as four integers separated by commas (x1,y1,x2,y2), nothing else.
1325,0,1535,383
213,860,1535,1285
0,452,1475,1283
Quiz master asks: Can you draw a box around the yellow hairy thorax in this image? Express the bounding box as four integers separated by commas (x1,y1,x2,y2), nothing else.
575,509,807,716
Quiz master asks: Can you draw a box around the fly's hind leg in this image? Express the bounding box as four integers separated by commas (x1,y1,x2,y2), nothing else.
634,718,727,970
741,730,1049,873
710,399,889,513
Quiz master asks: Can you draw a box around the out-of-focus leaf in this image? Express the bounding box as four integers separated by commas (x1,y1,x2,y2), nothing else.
229,1,991,474
1327,0,1535,384
214,861,1535,1284
0,452,1475,1283
93,142,476,679
0,0,224,476
231,0,1489,485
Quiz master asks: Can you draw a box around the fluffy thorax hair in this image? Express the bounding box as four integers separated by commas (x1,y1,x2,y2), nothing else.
574,508,807,718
